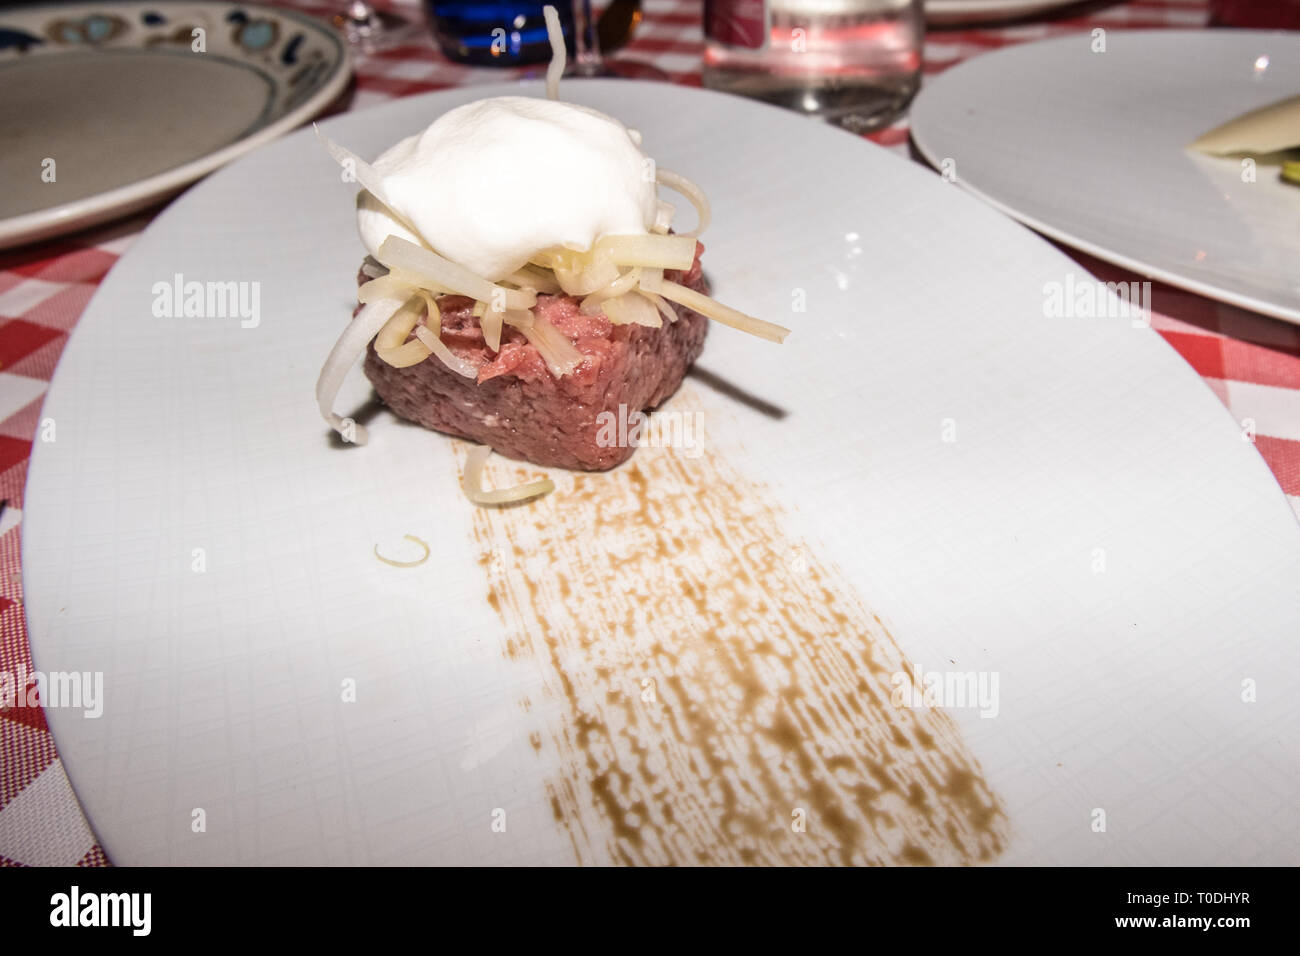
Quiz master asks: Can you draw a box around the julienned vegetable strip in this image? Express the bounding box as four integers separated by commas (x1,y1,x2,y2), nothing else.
657,280,791,344
461,444,555,505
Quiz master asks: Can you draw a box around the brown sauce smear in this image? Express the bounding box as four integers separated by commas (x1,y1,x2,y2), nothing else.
466,392,1007,865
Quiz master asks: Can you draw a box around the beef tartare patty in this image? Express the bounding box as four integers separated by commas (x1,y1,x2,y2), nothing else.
360,243,710,471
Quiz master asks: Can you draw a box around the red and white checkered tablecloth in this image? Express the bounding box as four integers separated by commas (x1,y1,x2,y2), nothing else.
1,0,1296,867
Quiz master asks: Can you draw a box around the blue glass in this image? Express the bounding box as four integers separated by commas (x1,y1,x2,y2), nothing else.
427,1,574,66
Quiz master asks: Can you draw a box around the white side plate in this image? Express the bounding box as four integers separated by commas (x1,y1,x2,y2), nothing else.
910,30,1300,324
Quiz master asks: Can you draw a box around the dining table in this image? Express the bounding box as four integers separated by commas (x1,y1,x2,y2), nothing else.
0,0,1295,867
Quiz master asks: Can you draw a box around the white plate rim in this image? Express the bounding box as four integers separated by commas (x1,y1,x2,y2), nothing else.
924,0,1081,27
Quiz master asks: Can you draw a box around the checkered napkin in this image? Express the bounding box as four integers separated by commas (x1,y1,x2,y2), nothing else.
1,0,1296,867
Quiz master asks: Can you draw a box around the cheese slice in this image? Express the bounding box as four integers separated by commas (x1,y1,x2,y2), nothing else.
1189,93,1300,155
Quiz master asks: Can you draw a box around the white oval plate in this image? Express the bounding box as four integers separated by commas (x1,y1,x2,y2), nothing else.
0,1,350,249
23,80,1300,865
910,30,1300,324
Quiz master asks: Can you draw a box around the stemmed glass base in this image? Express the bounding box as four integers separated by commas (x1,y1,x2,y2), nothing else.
333,1,419,50
567,58,669,81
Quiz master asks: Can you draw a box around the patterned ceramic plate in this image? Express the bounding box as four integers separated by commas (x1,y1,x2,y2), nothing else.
0,1,351,249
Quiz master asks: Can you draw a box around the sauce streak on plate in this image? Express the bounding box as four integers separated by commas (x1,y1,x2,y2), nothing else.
467,392,1007,865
